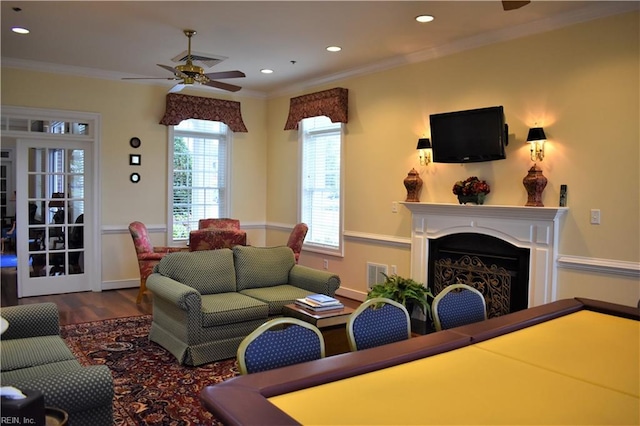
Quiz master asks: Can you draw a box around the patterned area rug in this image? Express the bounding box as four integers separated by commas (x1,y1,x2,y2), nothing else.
61,315,239,425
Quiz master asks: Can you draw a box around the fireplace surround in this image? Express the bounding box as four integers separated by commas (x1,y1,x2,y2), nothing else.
401,203,568,308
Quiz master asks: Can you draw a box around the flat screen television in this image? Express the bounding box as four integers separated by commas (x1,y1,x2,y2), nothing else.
429,106,508,163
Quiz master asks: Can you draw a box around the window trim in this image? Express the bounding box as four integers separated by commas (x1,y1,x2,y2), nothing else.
298,117,345,257
167,121,233,244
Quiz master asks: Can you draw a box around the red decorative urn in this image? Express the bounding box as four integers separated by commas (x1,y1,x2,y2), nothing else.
404,168,423,202
522,164,547,207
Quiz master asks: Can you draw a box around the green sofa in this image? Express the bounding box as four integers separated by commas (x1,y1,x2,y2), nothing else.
146,245,341,366
0,303,114,425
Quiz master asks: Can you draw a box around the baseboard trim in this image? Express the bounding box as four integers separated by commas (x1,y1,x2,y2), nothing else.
335,287,367,302
102,279,139,291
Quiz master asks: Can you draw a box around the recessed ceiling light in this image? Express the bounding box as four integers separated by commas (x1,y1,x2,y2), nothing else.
11,27,30,34
260,69,274,74
415,15,434,23
326,46,342,52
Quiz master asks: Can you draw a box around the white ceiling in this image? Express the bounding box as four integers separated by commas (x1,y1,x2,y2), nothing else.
1,1,636,97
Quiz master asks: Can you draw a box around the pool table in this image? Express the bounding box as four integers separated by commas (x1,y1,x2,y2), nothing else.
200,298,639,425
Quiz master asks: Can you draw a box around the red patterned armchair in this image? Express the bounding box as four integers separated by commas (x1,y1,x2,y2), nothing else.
128,221,187,304
189,228,247,252
287,223,308,263
198,218,241,230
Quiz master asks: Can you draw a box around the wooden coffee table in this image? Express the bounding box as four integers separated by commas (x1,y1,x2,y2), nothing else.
282,304,355,356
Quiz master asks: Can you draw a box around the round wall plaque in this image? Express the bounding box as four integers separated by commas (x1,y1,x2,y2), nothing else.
129,137,141,148
130,172,141,183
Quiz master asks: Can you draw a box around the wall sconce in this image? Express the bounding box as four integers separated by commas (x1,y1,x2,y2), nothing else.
526,127,546,162
523,127,548,207
417,138,432,166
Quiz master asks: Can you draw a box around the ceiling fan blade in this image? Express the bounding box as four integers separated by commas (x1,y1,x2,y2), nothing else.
158,64,177,73
122,77,179,80
502,1,531,10
203,70,246,80
203,80,242,92
157,64,189,79
168,83,187,93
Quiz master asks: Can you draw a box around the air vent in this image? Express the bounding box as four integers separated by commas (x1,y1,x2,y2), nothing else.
367,262,388,289
171,50,228,69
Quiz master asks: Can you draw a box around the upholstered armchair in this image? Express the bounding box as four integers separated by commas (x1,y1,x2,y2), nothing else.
198,218,241,230
189,228,247,251
190,217,246,251
287,223,308,263
128,221,187,304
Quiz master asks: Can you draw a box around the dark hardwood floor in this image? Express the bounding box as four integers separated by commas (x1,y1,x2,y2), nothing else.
15,288,360,326
17,288,153,326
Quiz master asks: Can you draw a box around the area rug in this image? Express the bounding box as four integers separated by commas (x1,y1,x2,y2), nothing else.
61,315,239,425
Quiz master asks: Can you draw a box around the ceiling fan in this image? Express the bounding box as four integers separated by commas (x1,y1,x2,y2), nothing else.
502,1,531,11
123,29,245,93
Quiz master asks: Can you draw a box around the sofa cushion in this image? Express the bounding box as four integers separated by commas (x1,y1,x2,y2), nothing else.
156,249,236,294
0,335,76,372
1,360,81,384
239,285,315,316
233,246,295,291
201,293,269,327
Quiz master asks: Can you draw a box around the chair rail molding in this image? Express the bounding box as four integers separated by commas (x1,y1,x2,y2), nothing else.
557,255,640,278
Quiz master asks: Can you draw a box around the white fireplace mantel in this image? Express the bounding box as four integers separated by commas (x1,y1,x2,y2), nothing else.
401,202,568,307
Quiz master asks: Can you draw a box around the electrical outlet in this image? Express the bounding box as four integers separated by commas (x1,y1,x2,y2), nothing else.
391,202,398,213
590,209,601,225
323,259,329,270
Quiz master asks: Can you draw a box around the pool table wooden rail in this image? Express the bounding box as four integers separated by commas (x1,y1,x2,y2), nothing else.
200,298,639,426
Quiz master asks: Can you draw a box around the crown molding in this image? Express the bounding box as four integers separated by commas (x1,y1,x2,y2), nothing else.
0,57,268,99
268,1,639,98
2,2,636,100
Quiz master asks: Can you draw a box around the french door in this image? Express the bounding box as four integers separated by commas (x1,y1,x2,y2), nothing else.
16,139,93,296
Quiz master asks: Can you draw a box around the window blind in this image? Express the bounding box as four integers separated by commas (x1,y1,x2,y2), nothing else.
301,117,342,251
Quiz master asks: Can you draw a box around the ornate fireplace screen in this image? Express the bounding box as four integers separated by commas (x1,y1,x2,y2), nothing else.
433,255,512,318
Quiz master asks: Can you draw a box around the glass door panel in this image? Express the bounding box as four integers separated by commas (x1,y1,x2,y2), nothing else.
19,142,90,296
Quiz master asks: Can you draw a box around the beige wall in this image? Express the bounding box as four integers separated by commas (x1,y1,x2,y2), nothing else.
266,11,639,305
1,73,268,284
2,11,638,305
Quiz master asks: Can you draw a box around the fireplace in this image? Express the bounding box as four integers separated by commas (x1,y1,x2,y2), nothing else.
401,203,568,309
428,233,530,317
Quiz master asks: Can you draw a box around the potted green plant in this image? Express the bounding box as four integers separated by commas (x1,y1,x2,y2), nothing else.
367,273,435,324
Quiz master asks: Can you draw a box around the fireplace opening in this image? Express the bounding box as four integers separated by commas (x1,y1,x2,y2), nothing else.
427,233,530,318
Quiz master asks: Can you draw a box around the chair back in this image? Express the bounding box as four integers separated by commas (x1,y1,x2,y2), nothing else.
432,284,487,331
198,218,240,230
189,228,247,251
128,221,153,254
237,317,325,375
287,223,308,263
347,297,411,351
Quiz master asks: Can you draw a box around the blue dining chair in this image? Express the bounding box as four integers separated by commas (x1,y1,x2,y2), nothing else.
432,283,487,331
347,297,411,351
237,317,325,375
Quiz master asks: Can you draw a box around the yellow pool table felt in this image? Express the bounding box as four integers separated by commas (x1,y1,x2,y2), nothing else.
269,311,639,425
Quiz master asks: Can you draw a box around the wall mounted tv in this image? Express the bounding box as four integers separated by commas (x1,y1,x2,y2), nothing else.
429,106,508,163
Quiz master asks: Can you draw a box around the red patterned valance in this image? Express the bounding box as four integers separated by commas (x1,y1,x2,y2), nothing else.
160,93,248,132
284,87,348,130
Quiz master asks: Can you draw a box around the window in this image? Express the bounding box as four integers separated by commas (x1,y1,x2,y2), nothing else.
300,116,343,254
169,119,230,242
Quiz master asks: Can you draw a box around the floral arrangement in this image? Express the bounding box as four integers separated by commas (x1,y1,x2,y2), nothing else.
452,176,491,196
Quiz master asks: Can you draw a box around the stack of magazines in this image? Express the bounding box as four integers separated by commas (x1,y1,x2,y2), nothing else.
295,294,344,312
